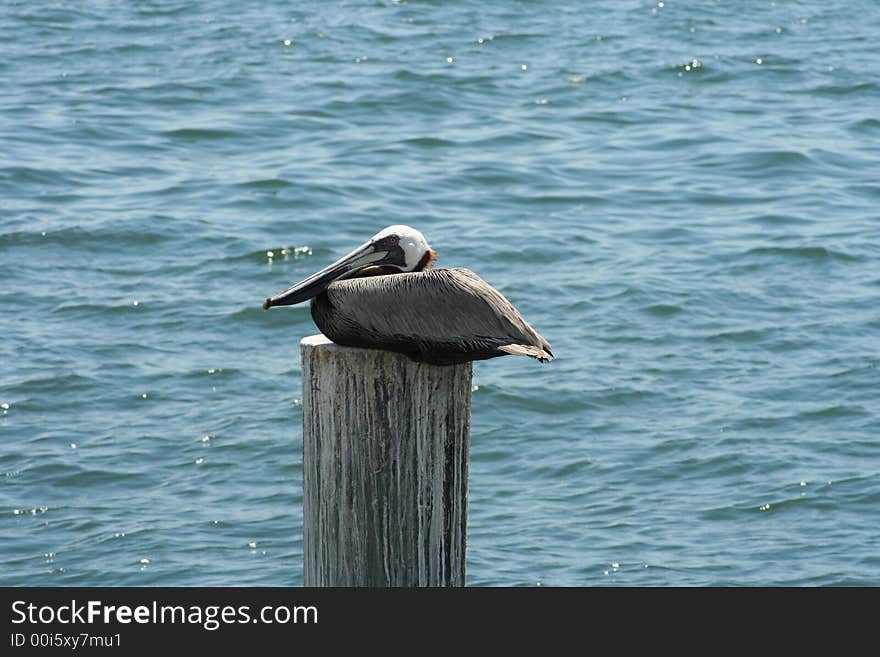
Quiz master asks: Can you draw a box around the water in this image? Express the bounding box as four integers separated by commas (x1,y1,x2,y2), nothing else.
2,0,878,586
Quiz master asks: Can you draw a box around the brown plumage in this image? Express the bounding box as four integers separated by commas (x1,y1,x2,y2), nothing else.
312,268,552,365
263,225,553,366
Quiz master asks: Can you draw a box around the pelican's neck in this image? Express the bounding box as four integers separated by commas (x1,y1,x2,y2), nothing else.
415,249,438,271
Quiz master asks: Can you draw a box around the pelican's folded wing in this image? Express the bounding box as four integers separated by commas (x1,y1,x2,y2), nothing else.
322,268,552,364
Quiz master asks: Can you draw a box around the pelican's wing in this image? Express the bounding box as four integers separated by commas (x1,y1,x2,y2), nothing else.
324,268,552,362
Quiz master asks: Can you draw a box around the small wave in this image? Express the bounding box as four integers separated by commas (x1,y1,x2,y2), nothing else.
796,404,868,420
0,224,171,250
640,136,721,152
398,136,457,148
456,169,521,186
641,304,683,317
0,166,82,187
11,373,98,395
830,362,877,378
12,6,105,27
746,213,813,226
593,387,663,405
745,245,859,262
530,459,593,479
134,3,195,18
161,128,243,141
392,69,448,83
725,149,813,175
592,286,641,301
808,81,879,97
675,452,750,480
705,327,775,343
490,389,600,413
228,304,311,322
670,59,706,76
489,32,546,42
728,404,869,432
236,178,296,190
628,226,693,242
574,108,642,126
847,117,880,135
521,193,607,208
180,367,242,381
845,183,880,199
30,463,137,488
97,81,218,104
51,302,145,316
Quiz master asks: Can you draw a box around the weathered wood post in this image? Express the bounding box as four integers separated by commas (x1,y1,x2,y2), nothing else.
300,334,472,586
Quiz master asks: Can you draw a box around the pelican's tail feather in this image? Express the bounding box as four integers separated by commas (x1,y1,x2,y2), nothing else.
497,343,553,363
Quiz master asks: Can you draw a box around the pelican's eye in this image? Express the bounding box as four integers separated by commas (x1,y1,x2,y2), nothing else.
381,234,400,247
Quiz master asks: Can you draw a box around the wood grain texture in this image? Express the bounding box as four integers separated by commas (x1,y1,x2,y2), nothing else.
301,334,472,587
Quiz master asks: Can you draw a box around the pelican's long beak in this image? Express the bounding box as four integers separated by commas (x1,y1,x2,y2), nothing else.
263,237,404,309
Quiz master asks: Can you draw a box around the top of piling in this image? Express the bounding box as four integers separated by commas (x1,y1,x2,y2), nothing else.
301,334,334,348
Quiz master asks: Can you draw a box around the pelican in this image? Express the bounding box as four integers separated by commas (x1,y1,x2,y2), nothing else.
262,225,552,366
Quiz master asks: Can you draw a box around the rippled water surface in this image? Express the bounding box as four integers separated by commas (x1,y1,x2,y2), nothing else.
2,1,879,586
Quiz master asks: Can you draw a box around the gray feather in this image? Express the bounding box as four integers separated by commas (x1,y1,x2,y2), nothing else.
312,268,552,365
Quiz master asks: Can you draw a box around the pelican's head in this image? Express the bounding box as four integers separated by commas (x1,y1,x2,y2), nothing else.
371,225,432,273
262,225,435,309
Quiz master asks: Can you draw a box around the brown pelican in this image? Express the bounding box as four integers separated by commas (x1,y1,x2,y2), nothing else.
262,225,552,366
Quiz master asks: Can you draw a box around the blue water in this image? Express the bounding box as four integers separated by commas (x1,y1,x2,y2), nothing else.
2,0,879,586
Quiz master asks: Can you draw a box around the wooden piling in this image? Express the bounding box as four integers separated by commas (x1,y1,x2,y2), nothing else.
300,334,472,587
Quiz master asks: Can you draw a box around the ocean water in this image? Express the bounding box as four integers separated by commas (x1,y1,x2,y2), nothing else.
2,0,878,586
